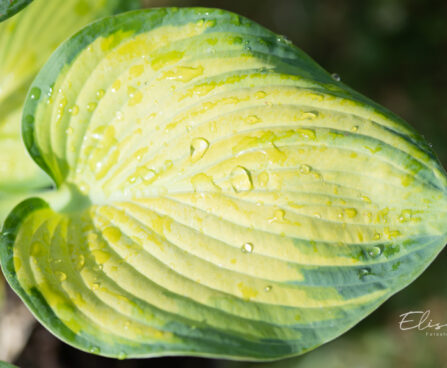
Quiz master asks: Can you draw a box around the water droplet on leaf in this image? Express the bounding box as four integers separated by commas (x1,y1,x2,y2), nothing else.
241,242,254,253
30,87,41,100
89,346,100,354
359,268,371,278
276,35,292,45
96,89,105,99
190,137,209,162
69,105,79,116
299,164,311,174
373,233,382,240
87,102,97,112
331,73,341,82
368,246,382,258
231,166,253,193
118,352,127,360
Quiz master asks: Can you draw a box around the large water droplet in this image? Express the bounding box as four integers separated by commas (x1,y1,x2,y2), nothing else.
30,87,41,100
299,164,311,174
241,242,254,253
190,137,209,162
231,166,253,193
368,246,382,258
264,285,272,292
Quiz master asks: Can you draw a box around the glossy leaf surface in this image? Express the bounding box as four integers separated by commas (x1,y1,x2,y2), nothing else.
2,8,447,360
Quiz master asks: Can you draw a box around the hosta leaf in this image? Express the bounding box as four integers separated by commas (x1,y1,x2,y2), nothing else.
0,0,140,190
0,0,32,22
2,8,447,360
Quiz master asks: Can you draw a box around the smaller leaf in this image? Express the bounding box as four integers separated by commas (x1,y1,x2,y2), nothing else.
0,0,33,22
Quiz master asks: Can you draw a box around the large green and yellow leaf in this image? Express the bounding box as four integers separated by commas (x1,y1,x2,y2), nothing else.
0,0,33,22
0,0,140,192
1,8,447,360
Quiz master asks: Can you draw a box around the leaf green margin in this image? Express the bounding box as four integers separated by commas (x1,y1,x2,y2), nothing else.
0,0,33,22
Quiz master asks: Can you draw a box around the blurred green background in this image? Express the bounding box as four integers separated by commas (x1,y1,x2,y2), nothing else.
12,0,447,367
